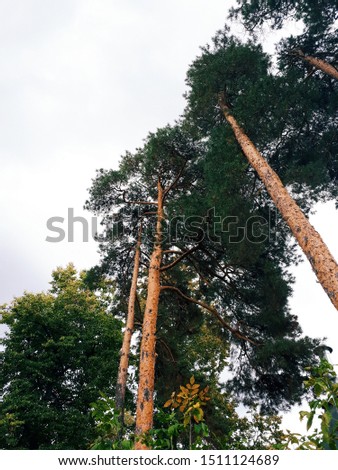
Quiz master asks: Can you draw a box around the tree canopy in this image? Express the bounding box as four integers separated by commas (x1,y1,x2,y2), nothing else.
1,0,337,450
86,115,324,418
0,265,122,449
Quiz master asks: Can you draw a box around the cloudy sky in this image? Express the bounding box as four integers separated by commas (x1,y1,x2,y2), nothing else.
0,0,337,433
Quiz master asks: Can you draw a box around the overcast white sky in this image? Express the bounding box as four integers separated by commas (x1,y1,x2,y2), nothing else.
0,0,337,435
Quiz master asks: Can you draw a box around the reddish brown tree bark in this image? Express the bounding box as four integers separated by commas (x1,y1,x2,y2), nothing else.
292,49,338,80
219,94,338,311
135,180,164,449
115,223,142,423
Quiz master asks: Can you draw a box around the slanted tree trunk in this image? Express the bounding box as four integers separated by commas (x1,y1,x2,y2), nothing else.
291,49,338,80
219,94,338,311
135,180,164,449
115,223,142,424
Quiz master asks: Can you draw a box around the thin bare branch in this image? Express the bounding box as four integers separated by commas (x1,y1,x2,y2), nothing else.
158,338,176,363
184,255,211,286
163,160,188,198
160,244,200,272
125,200,158,206
123,191,158,206
140,250,151,261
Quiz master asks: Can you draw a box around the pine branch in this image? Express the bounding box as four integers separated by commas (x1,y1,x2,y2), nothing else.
123,191,158,206
160,285,259,346
160,244,201,272
158,338,177,363
163,160,188,198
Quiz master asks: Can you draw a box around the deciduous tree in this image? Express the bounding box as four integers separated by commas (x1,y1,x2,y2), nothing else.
0,265,122,449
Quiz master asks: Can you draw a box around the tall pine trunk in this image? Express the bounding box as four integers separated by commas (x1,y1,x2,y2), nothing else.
219,95,338,311
293,50,338,80
115,223,142,423
135,180,163,449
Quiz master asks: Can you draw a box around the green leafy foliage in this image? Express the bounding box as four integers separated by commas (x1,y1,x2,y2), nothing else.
275,359,338,450
301,359,338,449
88,377,288,450
90,393,134,450
162,377,211,449
142,410,185,450
0,265,122,449
165,377,210,423
227,408,285,450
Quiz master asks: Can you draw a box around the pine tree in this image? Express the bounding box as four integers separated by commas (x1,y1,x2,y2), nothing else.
86,122,323,445
231,0,338,80
184,29,338,310
115,223,142,426
218,93,338,310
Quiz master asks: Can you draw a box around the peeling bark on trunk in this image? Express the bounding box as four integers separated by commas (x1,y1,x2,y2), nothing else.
220,96,338,311
135,181,163,449
292,50,338,80
115,223,142,423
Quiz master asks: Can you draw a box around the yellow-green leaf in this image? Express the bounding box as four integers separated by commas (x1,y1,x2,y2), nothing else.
193,414,199,423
